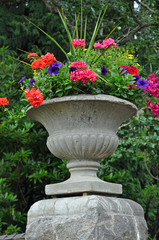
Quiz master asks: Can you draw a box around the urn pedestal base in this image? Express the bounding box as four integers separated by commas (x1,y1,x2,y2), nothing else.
45,176,122,196
25,195,148,240
45,160,122,196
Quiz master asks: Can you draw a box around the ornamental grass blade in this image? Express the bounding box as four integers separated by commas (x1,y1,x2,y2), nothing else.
95,72,112,85
80,0,83,39
72,14,79,39
75,13,79,39
24,17,69,60
17,48,29,54
93,49,106,64
104,23,120,40
58,8,76,56
84,16,87,43
11,56,31,66
86,12,101,55
86,4,108,55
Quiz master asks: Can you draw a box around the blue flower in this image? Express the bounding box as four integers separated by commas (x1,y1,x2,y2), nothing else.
48,62,62,76
30,78,35,86
23,85,26,90
18,76,26,84
101,66,108,76
133,75,140,81
122,67,128,74
136,79,149,89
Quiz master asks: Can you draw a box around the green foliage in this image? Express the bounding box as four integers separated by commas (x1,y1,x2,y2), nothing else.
0,47,70,234
0,1,69,60
0,178,25,234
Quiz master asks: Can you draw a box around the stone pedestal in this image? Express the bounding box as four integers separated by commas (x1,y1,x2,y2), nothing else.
25,195,148,240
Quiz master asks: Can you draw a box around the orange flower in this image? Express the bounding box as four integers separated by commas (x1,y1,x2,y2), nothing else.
27,52,38,59
25,88,44,107
31,59,46,70
41,52,56,66
0,97,9,106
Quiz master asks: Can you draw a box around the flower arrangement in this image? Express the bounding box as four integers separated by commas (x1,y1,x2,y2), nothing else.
17,2,159,118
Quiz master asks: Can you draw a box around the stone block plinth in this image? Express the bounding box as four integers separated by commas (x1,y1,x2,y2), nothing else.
25,195,148,240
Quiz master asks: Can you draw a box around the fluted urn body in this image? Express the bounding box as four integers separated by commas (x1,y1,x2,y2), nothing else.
26,94,137,196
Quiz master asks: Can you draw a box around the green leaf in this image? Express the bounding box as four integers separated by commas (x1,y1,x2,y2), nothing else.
57,9,76,56
86,4,108,55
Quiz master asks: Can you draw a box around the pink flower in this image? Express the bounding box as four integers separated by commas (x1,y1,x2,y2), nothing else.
94,38,116,49
102,38,116,48
71,39,85,48
70,69,98,84
94,42,103,48
112,42,117,48
146,100,159,118
145,74,159,97
70,61,87,70
70,60,98,84
148,74,155,80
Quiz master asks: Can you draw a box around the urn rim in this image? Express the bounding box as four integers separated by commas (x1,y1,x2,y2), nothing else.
26,94,138,117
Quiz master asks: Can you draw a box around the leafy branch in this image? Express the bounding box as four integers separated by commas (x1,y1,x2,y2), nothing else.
135,0,159,15
119,1,159,45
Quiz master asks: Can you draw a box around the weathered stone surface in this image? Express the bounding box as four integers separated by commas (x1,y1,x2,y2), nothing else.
25,195,148,240
0,234,25,240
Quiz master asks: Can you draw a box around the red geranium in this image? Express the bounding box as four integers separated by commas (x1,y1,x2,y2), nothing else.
0,97,9,106
31,59,46,70
127,66,139,75
25,88,44,107
41,52,56,66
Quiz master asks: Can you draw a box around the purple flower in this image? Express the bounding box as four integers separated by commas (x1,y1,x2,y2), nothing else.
101,66,108,76
120,66,128,74
123,67,128,74
133,75,140,81
136,79,149,89
30,78,35,86
23,85,26,90
18,76,26,84
48,62,62,76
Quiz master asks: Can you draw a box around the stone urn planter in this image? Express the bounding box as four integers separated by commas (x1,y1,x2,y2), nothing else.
26,94,137,196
